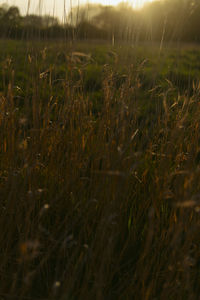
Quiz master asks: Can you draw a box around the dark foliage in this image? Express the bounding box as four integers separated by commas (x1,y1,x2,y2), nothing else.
0,0,200,42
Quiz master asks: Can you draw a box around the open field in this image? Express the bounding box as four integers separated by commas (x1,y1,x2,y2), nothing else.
1,40,200,299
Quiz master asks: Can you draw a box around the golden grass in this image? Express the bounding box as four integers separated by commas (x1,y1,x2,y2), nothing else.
1,41,200,299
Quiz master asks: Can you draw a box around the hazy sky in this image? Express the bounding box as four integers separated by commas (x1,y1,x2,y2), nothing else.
0,0,154,19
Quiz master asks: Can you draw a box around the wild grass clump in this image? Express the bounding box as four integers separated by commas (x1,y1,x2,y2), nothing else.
1,40,200,299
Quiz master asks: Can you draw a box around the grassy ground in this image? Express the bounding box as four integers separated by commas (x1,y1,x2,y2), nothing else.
1,39,200,299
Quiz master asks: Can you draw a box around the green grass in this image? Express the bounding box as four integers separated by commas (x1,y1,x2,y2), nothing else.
1,39,200,299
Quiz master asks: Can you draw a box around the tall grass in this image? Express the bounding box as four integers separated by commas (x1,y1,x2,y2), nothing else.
1,38,200,299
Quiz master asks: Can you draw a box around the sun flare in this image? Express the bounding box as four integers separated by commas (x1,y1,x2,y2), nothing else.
87,0,154,8
1,0,154,19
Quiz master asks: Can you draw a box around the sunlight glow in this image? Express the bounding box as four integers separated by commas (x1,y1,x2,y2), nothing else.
0,0,155,19
86,0,154,8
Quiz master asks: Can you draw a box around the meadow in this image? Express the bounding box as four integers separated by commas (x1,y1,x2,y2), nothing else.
1,39,200,299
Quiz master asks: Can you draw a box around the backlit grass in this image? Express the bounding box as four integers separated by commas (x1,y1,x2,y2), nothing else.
1,40,200,299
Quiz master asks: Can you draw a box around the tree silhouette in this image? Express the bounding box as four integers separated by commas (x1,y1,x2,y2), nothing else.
0,1,200,42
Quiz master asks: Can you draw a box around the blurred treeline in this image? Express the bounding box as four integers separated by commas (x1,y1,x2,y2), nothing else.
1,0,200,42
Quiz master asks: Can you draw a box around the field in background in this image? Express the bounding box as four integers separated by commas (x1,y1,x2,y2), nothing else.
2,40,200,98
1,40,200,299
